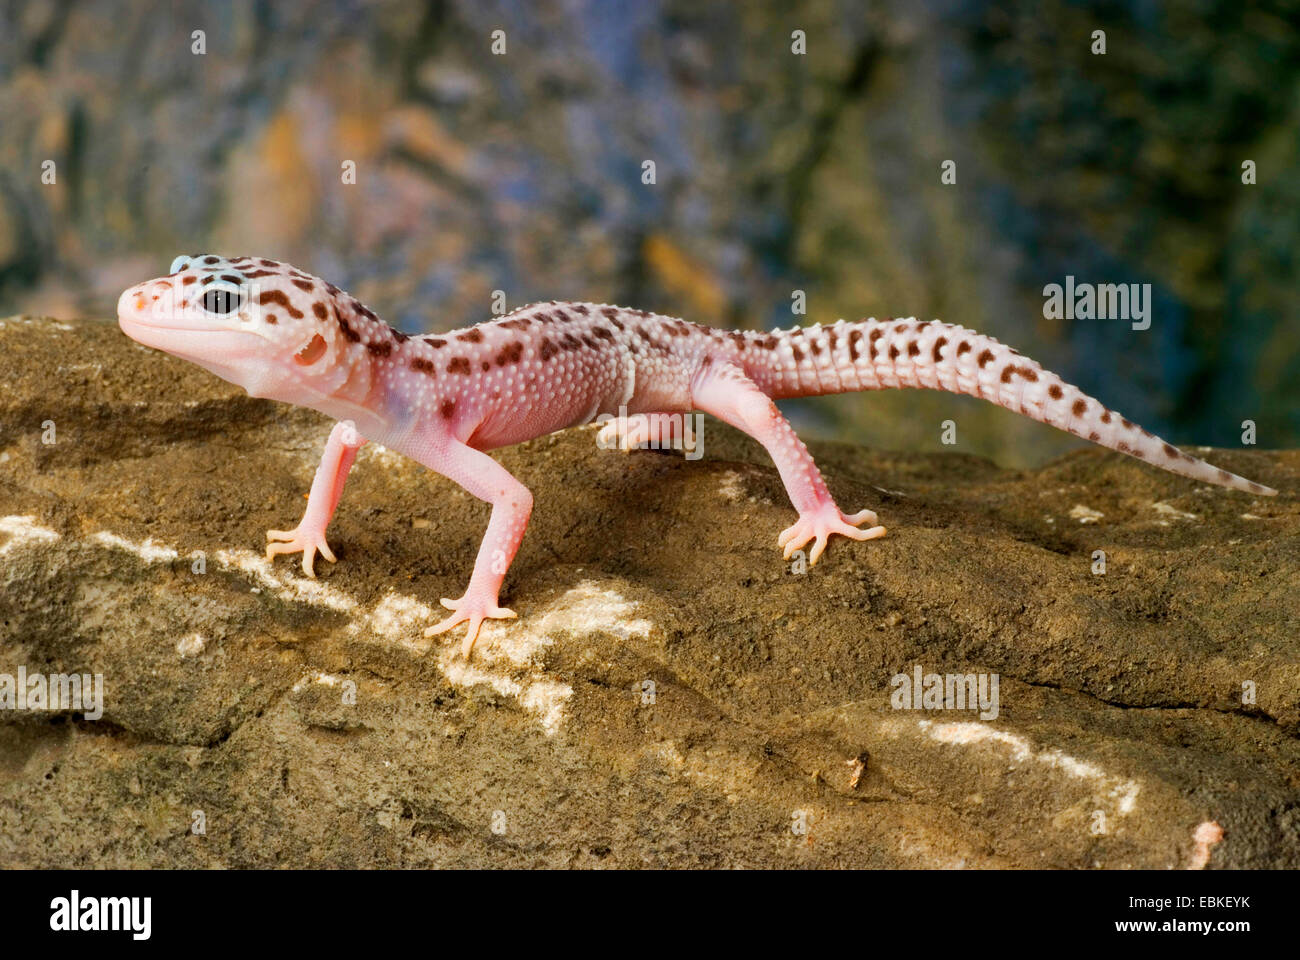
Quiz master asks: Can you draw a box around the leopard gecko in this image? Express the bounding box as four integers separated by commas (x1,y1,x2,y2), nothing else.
117,255,1277,655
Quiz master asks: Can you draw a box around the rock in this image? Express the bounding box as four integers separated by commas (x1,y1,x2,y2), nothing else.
0,316,1296,868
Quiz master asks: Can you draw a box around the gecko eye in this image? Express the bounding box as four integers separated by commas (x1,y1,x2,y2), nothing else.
200,287,244,316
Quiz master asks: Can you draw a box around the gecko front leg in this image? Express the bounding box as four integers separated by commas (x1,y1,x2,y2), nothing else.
404,432,533,657
691,362,886,564
266,420,366,576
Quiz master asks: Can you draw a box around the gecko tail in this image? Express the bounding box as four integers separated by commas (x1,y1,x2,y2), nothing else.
748,318,1277,497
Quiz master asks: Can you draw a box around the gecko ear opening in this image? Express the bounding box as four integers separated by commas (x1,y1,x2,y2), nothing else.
294,333,328,365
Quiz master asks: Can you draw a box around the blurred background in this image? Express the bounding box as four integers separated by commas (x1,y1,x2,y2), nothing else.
1,0,1296,464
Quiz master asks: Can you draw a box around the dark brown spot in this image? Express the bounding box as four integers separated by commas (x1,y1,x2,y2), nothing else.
337,317,360,343
411,357,436,375
312,302,328,319
447,357,472,375
1019,367,1038,382
791,344,804,363
259,258,277,267
203,256,220,264
573,304,589,315
1048,384,1064,400
266,313,277,324
907,341,920,358
601,307,619,320
291,278,314,291
482,361,490,371
593,327,614,341
894,323,907,334
1071,399,1086,416
1100,411,1112,424
932,336,948,363
582,336,599,349
1121,417,1134,430
1000,365,1016,384
181,276,197,285
809,340,822,356
889,344,900,360
495,342,524,365
608,316,625,331
1088,432,1100,442
561,333,582,351
977,349,994,368
457,329,483,343
702,355,713,368
367,341,392,358
425,337,446,348
540,339,558,361
762,336,778,350
1116,441,1132,453
849,329,863,361
500,317,530,331
637,327,654,343
242,269,275,278
1162,443,1179,458
957,341,971,356
441,400,456,419
220,274,242,284
260,290,303,318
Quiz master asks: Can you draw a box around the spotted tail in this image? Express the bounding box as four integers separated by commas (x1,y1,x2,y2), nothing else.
739,317,1276,496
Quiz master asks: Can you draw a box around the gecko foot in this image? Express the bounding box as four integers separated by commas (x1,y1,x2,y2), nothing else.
778,506,886,565
597,413,683,452
265,525,336,578
424,594,518,658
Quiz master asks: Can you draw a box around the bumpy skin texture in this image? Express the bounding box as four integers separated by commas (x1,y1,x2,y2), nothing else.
118,255,1278,655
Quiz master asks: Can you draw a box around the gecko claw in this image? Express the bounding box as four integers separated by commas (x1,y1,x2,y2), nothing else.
424,595,518,657
779,507,886,565
265,526,336,578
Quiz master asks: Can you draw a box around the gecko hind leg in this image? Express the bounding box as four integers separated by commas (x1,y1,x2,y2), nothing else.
691,362,886,565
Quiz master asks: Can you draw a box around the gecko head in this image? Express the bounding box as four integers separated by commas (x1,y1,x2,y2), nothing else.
117,254,378,404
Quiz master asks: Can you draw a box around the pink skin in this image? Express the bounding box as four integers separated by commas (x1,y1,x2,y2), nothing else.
118,255,1277,657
